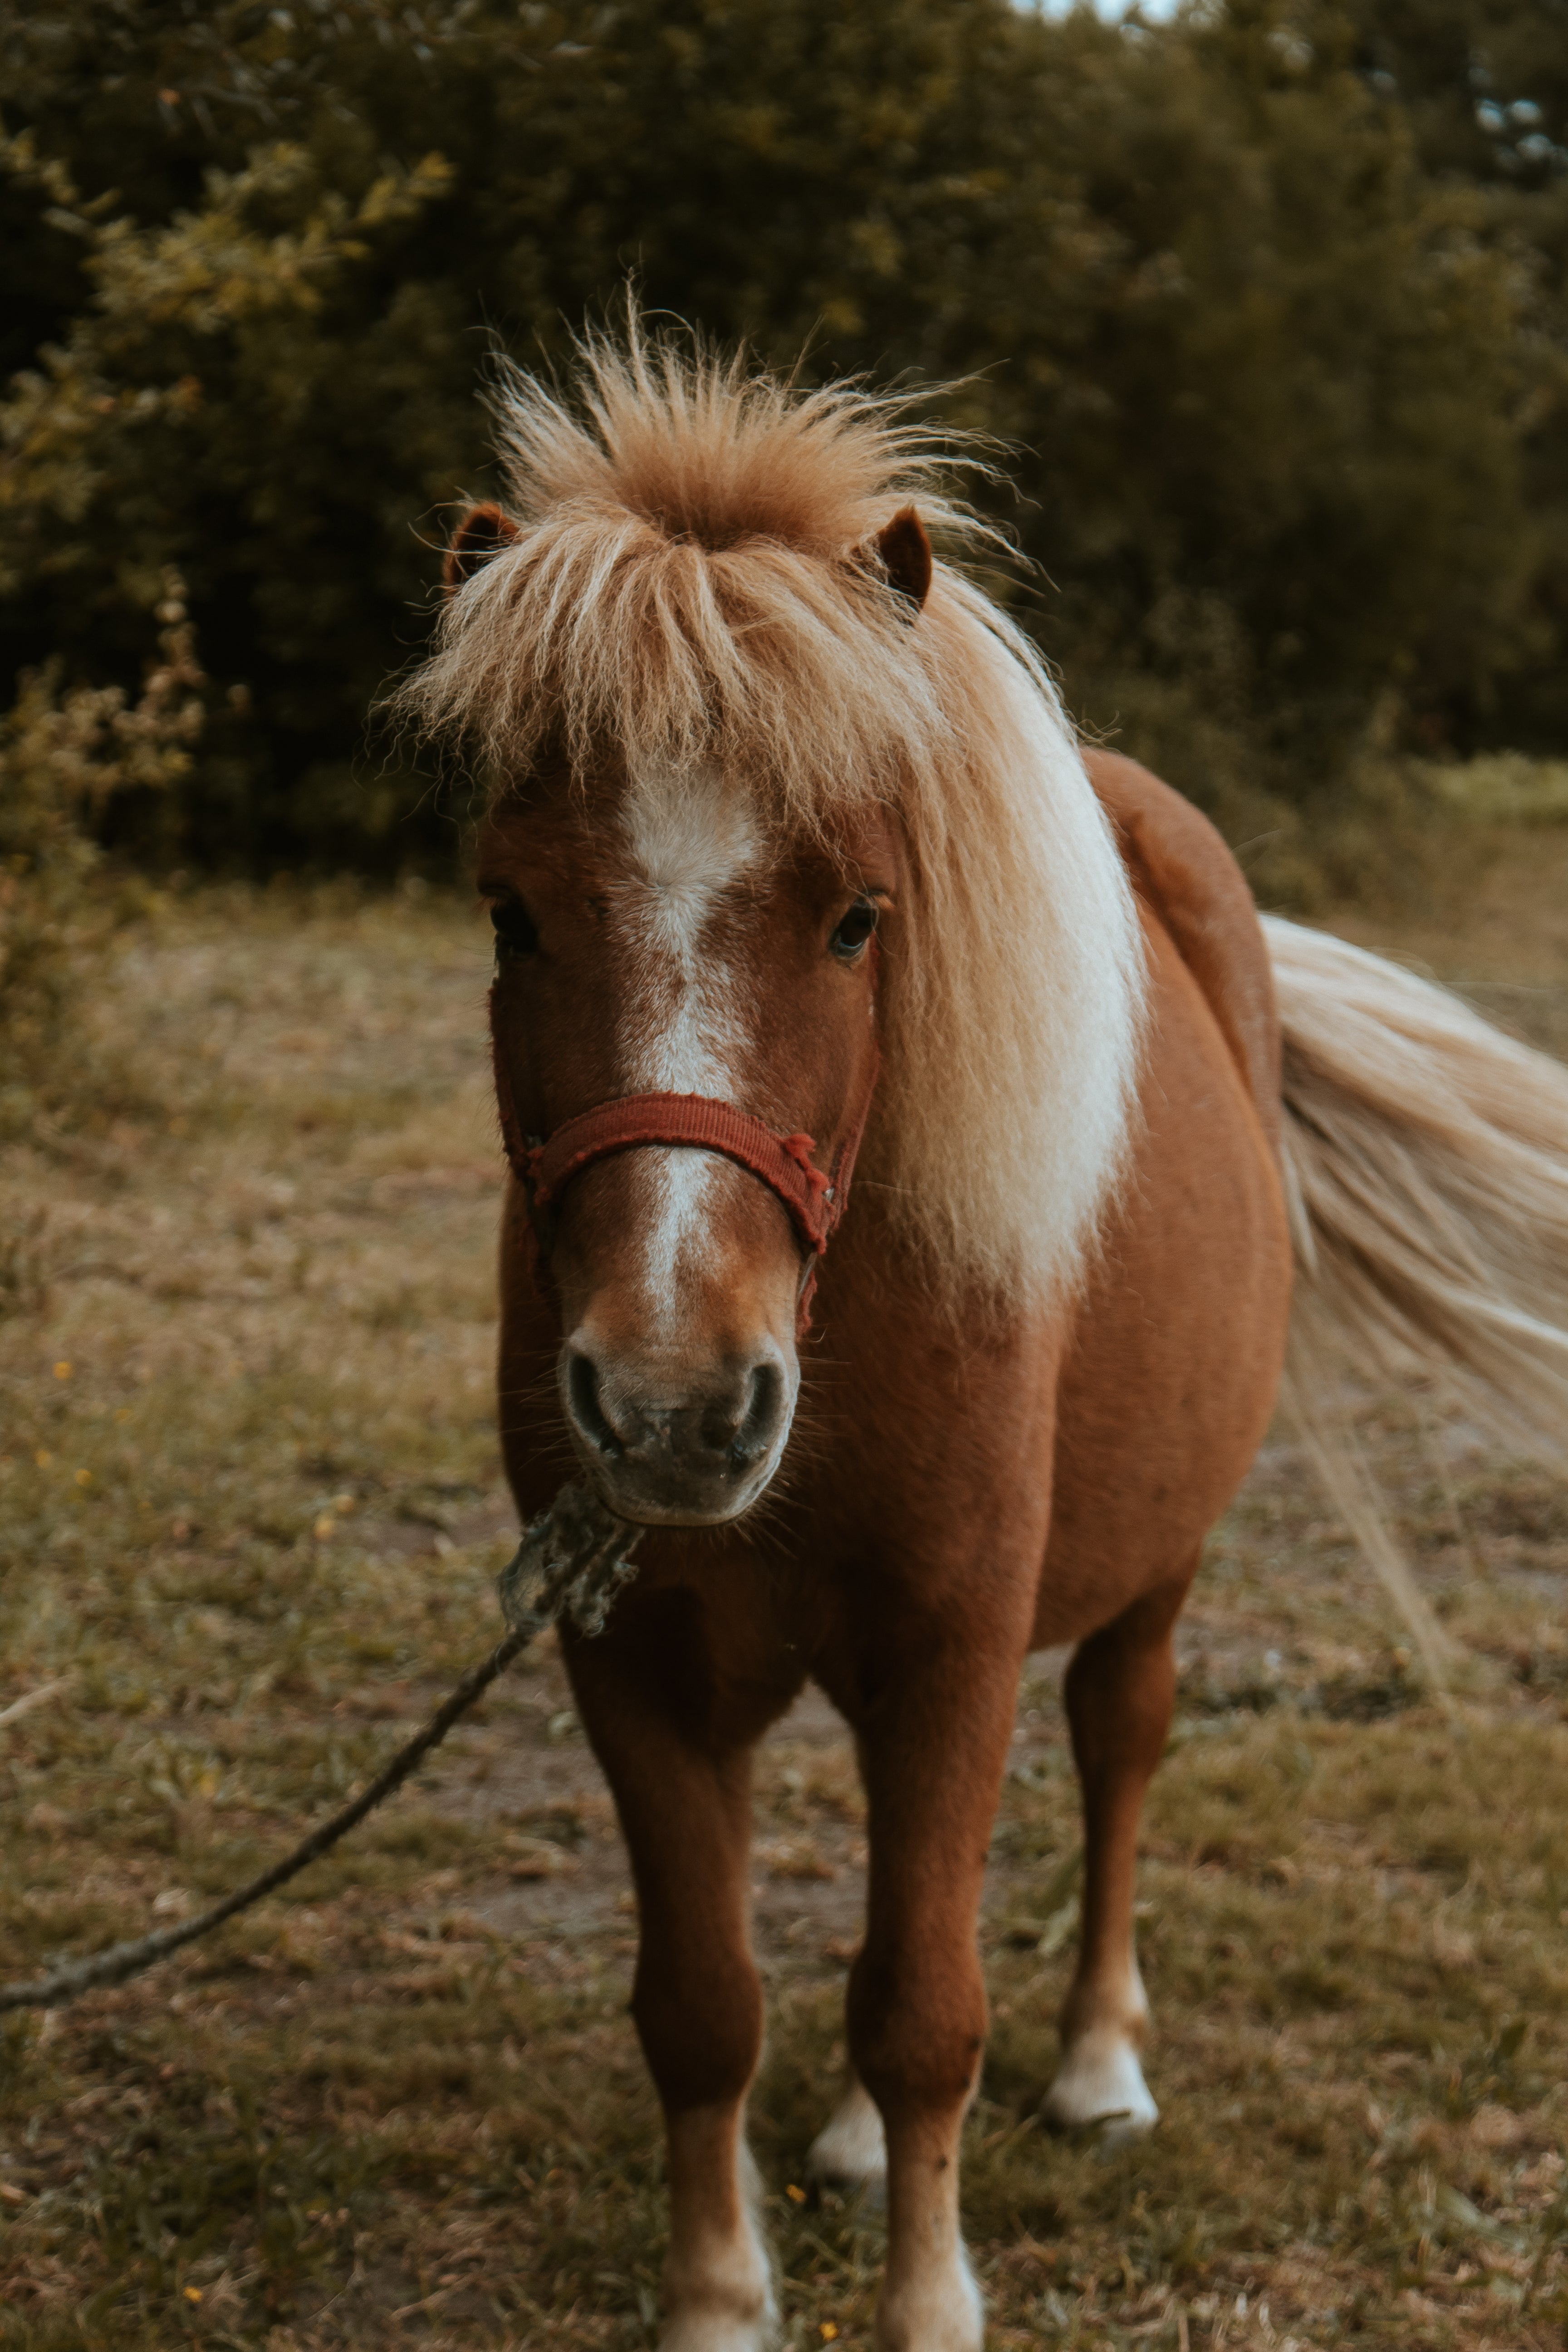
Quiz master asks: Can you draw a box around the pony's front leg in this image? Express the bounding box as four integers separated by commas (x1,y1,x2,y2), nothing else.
566,1634,775,2352
847,1646,1022,2352
1044,1575,1187,2137
662,2103,772,2352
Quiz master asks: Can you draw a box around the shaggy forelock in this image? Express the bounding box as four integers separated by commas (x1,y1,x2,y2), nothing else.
402,330,968,808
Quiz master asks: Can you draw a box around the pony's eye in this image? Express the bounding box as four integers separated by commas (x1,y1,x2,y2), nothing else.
829,899,878,961
490,897,539,956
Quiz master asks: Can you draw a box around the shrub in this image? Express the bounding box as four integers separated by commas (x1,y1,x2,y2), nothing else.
0,1,1563,882
0,576,203,1136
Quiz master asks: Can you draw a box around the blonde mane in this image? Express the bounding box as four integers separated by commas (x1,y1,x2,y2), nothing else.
398,325,1146,1305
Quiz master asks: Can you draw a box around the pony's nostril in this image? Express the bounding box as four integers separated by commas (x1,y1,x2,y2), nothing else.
567,1349,623,1458
731,1360,784,1464
565,1341,791,1491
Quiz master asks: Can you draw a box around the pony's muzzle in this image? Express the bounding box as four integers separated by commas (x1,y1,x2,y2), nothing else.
560,1338,794,1524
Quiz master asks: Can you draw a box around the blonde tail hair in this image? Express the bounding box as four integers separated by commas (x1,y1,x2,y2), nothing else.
1264,915,1568,1684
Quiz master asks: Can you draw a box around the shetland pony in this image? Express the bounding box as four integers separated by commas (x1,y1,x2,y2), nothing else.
397,331,1568,2352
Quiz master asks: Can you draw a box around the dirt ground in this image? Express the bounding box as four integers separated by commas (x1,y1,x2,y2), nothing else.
3,829,1568,2351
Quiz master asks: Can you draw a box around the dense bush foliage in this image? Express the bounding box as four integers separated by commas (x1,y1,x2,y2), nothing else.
0,575,202,1133
2,0,1566,880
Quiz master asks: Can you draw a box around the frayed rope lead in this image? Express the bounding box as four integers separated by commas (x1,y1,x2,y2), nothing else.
0,1485,641,2017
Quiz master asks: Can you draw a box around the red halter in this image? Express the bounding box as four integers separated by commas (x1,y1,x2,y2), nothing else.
489,987,879,1330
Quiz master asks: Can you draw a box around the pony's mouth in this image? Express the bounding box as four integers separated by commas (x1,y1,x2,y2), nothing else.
571,1438,788,1529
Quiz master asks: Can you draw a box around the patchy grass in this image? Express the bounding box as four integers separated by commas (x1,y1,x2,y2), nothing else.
2,853,1567,2350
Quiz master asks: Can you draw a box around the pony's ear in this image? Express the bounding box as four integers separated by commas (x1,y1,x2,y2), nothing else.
444,501,519,592
860,504,933,616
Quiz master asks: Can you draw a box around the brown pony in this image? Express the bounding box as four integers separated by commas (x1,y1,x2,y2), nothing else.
397,329,1568,2352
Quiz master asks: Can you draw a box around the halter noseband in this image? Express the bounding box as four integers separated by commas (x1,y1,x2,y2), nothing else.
489,988,879,1331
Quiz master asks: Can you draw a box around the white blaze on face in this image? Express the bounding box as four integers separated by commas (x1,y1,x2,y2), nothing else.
618,764,761,1328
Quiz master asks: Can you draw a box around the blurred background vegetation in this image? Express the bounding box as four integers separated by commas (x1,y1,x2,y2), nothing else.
3,0,1568,901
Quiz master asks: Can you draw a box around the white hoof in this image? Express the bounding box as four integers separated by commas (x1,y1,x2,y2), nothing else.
1042,2029,1159,2140
806,2077,887,2193
876,2251,983,2352
661,2244,775,2352
661,2115,776,2350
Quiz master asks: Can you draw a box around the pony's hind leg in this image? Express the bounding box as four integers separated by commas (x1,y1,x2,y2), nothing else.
807,2068,886,2197
1044,1574,1188,2139
564,1626,778,2352
808,1739,886,2199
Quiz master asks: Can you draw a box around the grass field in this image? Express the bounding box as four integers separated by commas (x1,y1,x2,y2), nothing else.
3,832,1568,2351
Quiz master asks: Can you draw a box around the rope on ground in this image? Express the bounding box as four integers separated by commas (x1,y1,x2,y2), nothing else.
0,1483,641,2016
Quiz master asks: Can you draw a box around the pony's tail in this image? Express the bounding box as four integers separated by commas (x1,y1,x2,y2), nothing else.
1264,914,1568,1685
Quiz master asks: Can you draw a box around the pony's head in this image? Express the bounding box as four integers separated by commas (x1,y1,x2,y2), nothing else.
476,752,897,1522
397,325,1145,1525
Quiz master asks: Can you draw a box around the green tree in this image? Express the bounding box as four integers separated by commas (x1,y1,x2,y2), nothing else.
0,0,1557,877
1336,0,1568,757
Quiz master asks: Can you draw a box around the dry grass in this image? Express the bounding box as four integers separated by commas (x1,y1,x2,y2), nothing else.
2,846,1568,2351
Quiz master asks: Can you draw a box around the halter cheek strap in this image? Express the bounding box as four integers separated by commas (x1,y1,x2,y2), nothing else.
488,989,878,1333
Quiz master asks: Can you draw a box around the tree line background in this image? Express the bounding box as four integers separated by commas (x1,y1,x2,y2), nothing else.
3,0,1568,897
